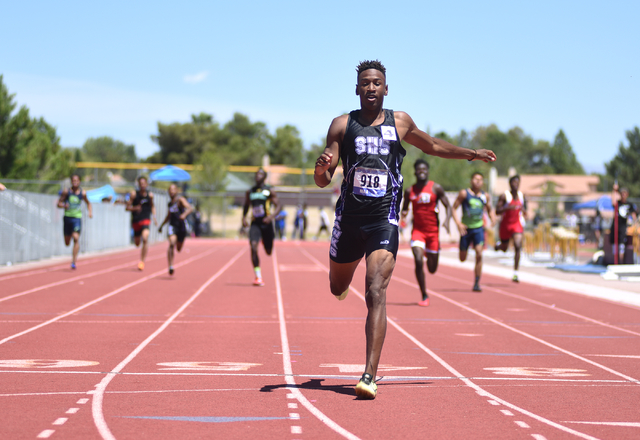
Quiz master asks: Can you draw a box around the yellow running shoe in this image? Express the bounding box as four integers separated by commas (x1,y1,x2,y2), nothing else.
355,373,377,399
333,288,349,301
137,261,145,271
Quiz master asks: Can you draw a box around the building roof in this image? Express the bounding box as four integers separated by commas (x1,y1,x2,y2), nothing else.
494,174,600,197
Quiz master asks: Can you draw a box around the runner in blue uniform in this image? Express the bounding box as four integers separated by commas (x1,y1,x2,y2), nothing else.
242,168,282,286
314,60,496,399
57,174,92,269
158,184,193,275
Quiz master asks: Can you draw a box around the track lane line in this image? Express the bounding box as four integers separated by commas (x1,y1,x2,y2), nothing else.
91,248,245,440
0,247,220,346
0,252,169,303
300,247,602,440
272,248,361,440
433,270,640,337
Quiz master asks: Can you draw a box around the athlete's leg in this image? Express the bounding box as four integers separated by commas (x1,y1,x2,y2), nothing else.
64,235,72,246
329,259,361,298
262,223,275,256
134,235,141,247
411,246,427,299
168,235,177,268
140,228,150,261
512,232,523,271
426,252,439,274
71,232,80,264
363,249,395,379
472,242,483,291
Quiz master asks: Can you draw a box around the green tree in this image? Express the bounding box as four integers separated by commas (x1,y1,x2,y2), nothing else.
604,127,640,196
0,75,74,181
81,136,137,163
548,129,584,174
269,125,303,166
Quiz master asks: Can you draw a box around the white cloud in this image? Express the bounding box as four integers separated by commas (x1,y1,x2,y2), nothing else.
183,71,209,84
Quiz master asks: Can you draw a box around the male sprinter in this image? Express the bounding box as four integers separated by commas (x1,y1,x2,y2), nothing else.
495,174,527,282
158,184,193,275
57,174,92,269
242,168,282,286
610,183,638,264
452,172,496,292
314,60,496,399
400,159,452,307
126,176,157,270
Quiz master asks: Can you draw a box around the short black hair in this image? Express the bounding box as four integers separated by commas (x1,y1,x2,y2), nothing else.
356,60,386,78
137,176,148,183
414,159,429,170
509,174,520,184
472,171,484,179
70,173,80,180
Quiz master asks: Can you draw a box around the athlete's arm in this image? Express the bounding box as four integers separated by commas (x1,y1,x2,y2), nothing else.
400,188,411,222
242,189,251,228
265,191,282,224
57,190,69,209
314,115,347,188
395,112,496,162
125,190,139,212
522,195,528,221
150,193,158,225
452,189,467,236
83,190,93,219
178,197,193,220
434,183,452,234
158,212,169,232
485,193,496,226
495,193,507,215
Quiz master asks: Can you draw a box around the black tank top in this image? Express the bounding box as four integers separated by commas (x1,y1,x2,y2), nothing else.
132,190,152,223
248,184,272,222
335,109,406,224
168,198,185,227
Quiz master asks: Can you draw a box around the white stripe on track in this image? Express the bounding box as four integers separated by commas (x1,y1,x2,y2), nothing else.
434,271,640,337
272,249,361,440
300,248,602,440
395,275,640,385
0,253,166,303
91,248,245,440
0,248,218,346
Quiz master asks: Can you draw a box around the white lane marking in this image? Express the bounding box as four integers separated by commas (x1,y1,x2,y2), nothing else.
77,398,89,404
36,430,55,438
272,249,361,440
408,275,640,385
92,248,245,440
515,421,530,428
436,271,640,337
485,367,589,377
488,400,500,406
279,264,323,272
301,248,601,440
532,435,548,440
66,408,79,414
320,363,427,373
0,360,98,369
157,362,261,371
587,354,640,359
565,421,640,427
288,403,298,409
455,333,484,337
290,413,300,419
0,248,217,346
0,253,165,303
501,410,514,416
52,418,68,425
291,426,302,434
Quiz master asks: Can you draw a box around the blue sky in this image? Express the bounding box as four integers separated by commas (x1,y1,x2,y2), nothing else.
2,0,638,173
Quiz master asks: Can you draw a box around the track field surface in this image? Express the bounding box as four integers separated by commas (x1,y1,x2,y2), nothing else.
1,239,639,439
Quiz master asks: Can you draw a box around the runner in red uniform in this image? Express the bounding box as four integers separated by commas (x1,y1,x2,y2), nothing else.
495,174,527,282
401,159,452,307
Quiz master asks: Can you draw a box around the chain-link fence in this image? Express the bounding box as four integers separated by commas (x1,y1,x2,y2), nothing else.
0,189,169,267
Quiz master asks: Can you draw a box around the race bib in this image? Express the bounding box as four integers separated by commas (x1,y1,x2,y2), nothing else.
253,204,266,218
353,167,388,198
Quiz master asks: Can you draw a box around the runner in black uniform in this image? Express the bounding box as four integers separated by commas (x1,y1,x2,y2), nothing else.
158,184,193,275
126,176,157,271
242,168,282,286
314,60,496,399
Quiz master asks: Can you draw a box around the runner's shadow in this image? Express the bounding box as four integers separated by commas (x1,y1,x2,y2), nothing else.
260,378,354,397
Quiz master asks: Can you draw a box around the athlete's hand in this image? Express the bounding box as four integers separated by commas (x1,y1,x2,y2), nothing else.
315,153,333,175
473,149,496,163
158,226,163,233
242,217,249,228
444,221,451,235
456,222,467,236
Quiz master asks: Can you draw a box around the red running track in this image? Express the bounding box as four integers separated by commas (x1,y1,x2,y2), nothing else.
0,239,639,439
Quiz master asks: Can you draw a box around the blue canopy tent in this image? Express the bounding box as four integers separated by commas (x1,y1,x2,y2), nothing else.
86,185,118,204
149,165,191,182
572,195,613,211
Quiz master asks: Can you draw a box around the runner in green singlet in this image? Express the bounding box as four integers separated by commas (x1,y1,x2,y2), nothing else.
57,174,93,269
